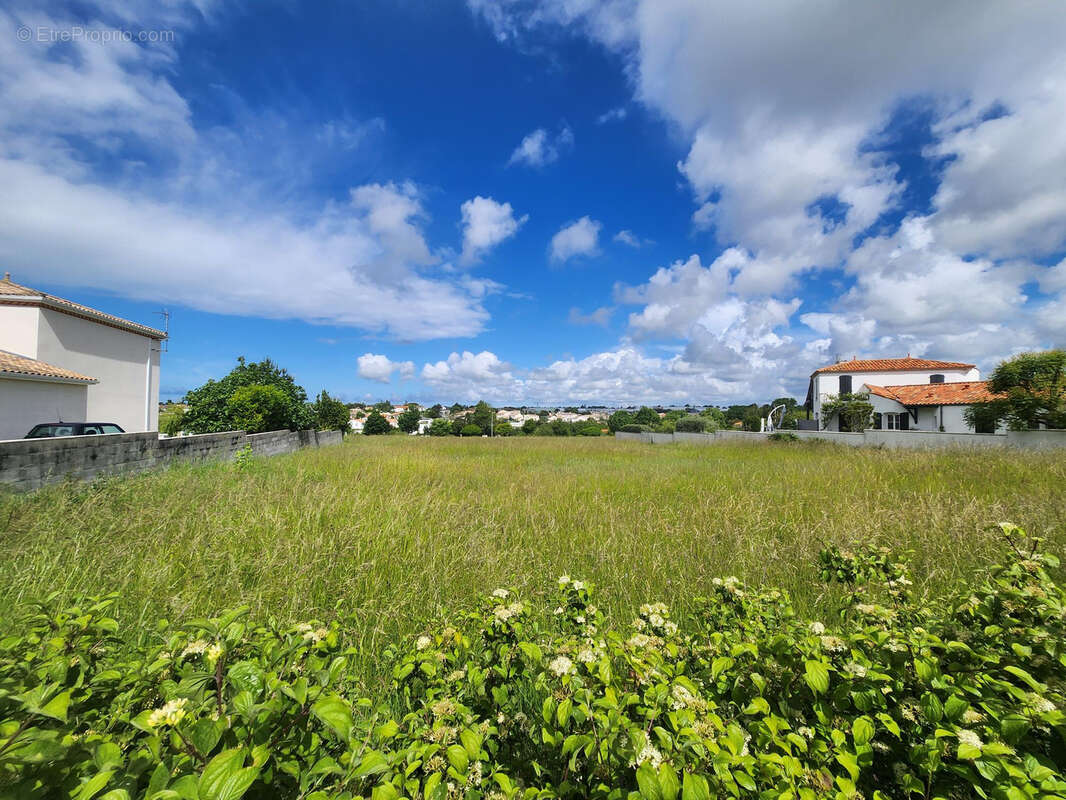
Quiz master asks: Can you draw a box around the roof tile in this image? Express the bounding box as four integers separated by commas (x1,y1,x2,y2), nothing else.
864,381,1001,406
0,349,97,383
813,357,975,375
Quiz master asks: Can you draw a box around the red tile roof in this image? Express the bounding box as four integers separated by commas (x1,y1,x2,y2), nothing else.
0,349,97,383
864,381,1001,406
0,273,167,339
813,357,975,375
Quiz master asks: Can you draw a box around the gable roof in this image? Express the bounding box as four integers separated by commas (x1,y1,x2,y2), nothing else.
864,381,1001,407
812,357,975,375
0,349,98,384
0,273,167,340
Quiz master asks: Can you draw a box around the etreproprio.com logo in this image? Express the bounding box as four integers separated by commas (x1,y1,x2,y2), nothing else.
16,25,175,44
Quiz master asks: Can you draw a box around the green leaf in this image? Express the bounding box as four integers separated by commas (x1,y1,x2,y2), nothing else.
637,763,663,800
72,770,114,800
920,692,944,723
658,764,679,800
835,751,859,782
354,750,390,779
38,689,72,722
681,773,710,800
876,713,901,739
734,771,756,791
557,698,572,727
852,716,874,747
188,718,223,759
943,695,969,723
711,656,734,680
226,661,265,697
460,728,482,760
804,661,830,695
311,695,353,741
199,749,259,800
446,744,469,773
742,696,770,715
1003,665,1043,691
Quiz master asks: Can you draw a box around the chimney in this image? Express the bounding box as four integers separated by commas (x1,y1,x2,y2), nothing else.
3,272,9,281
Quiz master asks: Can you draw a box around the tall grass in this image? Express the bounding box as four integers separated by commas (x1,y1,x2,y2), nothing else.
1,436,1063,684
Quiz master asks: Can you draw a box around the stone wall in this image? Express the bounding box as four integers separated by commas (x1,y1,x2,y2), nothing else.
0,428,344,492
616,429,1066,450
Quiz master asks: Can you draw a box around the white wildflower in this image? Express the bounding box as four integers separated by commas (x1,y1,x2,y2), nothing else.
572,580,585,591
548,655,574,676
147,698,187,729
957,729,983,750
491,588,509,598
181,639,209,657
558,575,571,586
416,635,432,651
809,622,826,635
577,648,598,664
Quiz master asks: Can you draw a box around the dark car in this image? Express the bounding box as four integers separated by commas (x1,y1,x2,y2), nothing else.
24,422,126,438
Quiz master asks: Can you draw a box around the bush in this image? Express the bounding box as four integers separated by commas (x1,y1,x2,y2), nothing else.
675,416,708,433
2,524,1063,799
768,430,799,443
619,423,652,433
160,407,186,437
495,422,515,436
183,357,310,434
607,410,633,432
225,384,293,433
577,424,602,436
362,410,392,435
460,423,482,437
428,418,452,436
311,390,350,432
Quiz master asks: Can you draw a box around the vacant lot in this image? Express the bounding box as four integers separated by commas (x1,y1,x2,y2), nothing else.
2,436,1064,682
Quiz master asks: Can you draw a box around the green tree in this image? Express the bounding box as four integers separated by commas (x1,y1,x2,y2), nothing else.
521,419,538,435
820,393,874,431
312,390,350,432
577,424,602,436
425,404,443,419
634,406,659,426
225,385,292,433
373,400,393,412
699,407,726,429
675,416,707,433
495,421,515,436
428,418,452,436
965,350,1066,431
397,404,422,434
470,401,495,433
607,409,633,432
742,408,763,432
182,357,310,433
460,423,482,437
363,410,392,435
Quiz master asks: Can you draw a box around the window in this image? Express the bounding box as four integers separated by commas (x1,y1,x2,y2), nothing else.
885,413,900,430
838,375,852,394
930,374,945,384
100,424,124,434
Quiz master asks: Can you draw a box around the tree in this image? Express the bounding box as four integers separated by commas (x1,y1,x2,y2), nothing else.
820,393,874,431
449,403,465,415
397,404,422,434
225,385,292,434
675,416,707,433
183,357,310,434
312,390,350,432
426,404,443,419
363,410,392,435
521,419,538,435
634,406,659,426
699,407,726,429
428,418,452,436
965,350,1066,431
607,410,633,432
577,424,602,436
373,400,393,412
470,401,494,433
460,423,482,437
495,422,515,436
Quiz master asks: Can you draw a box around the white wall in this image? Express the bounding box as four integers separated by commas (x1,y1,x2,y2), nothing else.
35,309,160,432
0,378,88,440
0,305,41,357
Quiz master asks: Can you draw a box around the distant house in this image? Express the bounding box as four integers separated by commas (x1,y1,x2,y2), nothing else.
804,356,1000,434
0,273,166,440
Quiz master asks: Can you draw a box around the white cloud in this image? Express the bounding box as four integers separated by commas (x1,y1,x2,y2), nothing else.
0,3,494,341
613,229,642,248
357,353,415,383
459,196,528,264
568,306,613,326
550,216,601,263
507,124,574,167
421,351,516,399
596,106,627,124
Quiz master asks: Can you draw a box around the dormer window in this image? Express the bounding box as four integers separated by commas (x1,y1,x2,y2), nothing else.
929,374,944,384
838,375,852,394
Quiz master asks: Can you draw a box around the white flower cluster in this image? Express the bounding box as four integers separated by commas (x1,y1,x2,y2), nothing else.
181,639,209,658
493,602,524,624
632,733,663,769
416,635,433,651
491,588,510,598
548,655,574,677
147,697,188,729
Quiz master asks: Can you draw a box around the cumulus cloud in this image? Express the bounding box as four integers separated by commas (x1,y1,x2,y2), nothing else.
596,106,627,124
507,124,574,167
613,229,646,248
357,353,415,383
459,196,528,264
568,306,613,326
0,3,493,341
550,216,601,263
472,0,1066,394
421,351,516,399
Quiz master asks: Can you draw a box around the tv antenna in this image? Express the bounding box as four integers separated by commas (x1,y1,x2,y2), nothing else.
155,309,170,352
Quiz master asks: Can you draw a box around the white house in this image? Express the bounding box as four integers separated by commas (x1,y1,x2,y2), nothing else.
0,273,166,440
803,356,1000,433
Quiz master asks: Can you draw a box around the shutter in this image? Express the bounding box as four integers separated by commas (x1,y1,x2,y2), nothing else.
873,412,882,429
899,413,909,430
839,375,852,394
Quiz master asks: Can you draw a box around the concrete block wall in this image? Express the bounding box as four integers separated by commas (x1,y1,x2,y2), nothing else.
0,428,343,492
615,428,1066,450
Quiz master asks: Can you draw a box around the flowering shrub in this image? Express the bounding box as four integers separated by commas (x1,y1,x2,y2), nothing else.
2,523,1064,799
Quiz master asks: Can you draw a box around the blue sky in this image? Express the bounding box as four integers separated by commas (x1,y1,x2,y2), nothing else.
1,1,1064,405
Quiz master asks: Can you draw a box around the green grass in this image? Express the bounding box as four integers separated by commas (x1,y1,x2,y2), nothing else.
2,436,1064,684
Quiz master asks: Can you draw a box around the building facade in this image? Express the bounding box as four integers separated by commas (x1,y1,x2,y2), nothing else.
0,273,166,440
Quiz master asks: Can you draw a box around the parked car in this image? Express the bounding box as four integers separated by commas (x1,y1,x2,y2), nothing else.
24,422,125,438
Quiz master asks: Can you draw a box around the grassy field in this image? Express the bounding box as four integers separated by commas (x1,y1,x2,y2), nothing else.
2,436,1064,684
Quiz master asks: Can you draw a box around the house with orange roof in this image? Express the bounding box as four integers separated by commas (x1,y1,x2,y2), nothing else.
803,356,1001,434
0,273,167,440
